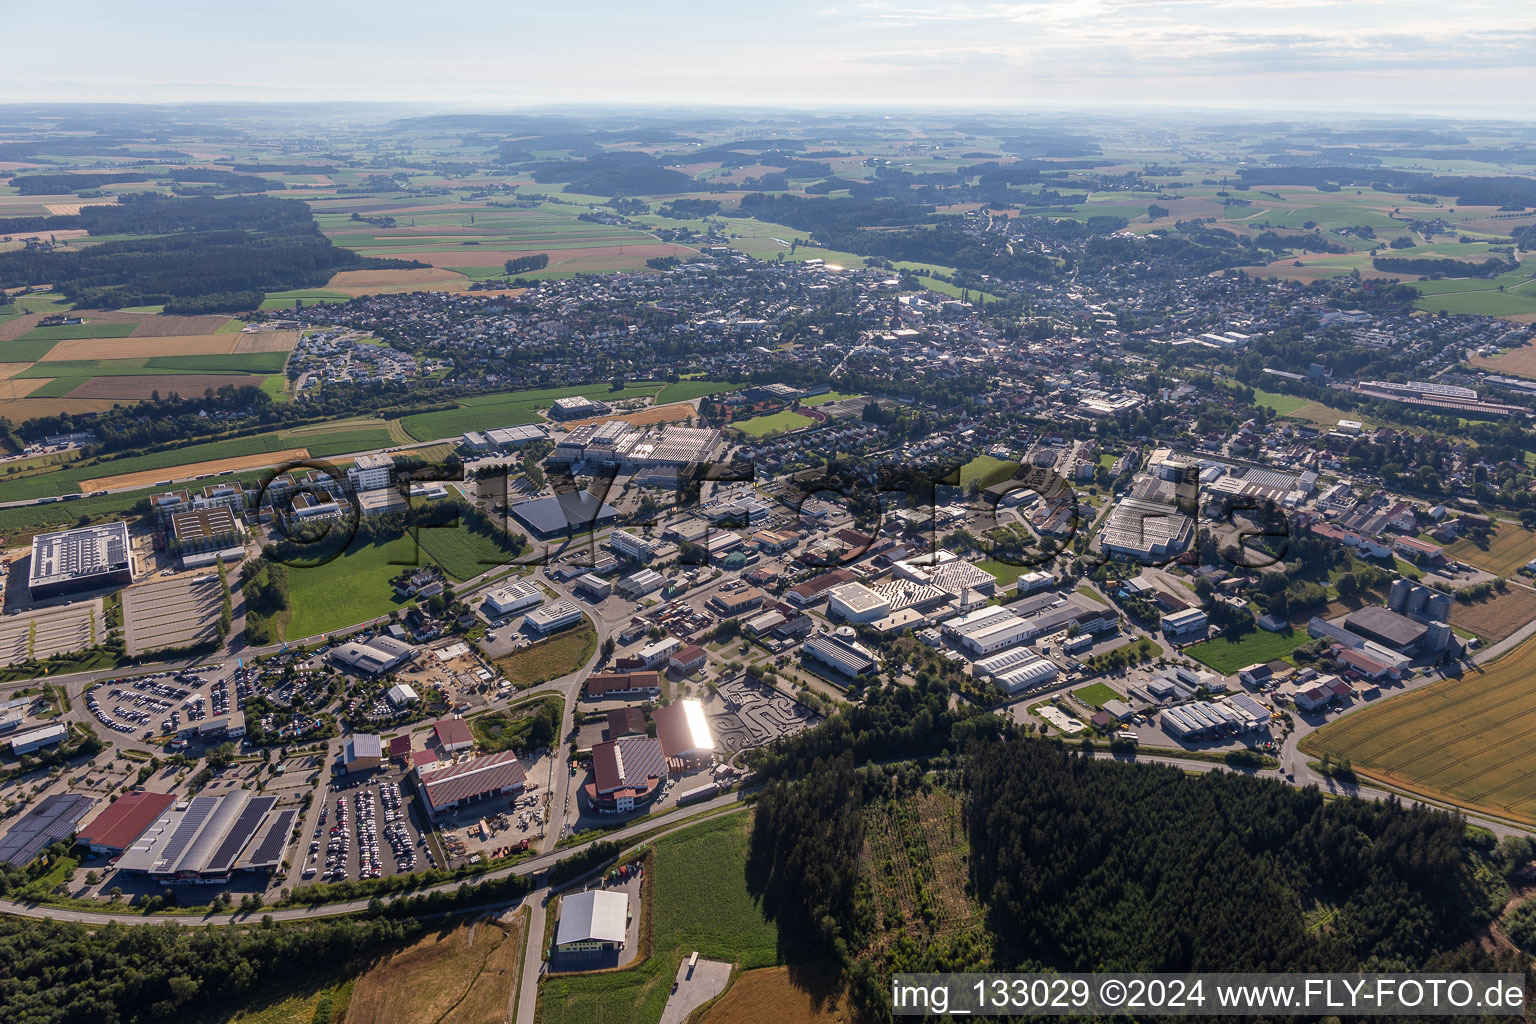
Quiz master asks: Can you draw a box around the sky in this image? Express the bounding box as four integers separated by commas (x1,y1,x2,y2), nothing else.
1,0,1531,116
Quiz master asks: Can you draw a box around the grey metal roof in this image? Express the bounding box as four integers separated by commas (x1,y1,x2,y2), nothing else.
0,793,95,866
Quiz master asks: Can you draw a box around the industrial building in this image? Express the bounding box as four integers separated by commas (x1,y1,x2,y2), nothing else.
945,607,1035,656
585,671,661,699
507,493,620,538
347,453,394,493
993,654,1059,695
482,580,544,618
460,423,549,451
653,698,715,763
76,790,176,856
555,889,629,952
548,395,611,420
341,734,383,773
1099,497,1194,563
525,601,584,635
432,718,475,753
587,735,668,813
169,507,245,568
616,568,665,599
28,521,133,600
116,790,292,881
1161,607,1209,642
329,636,418,675
0,793,95,867
827,582,891,625
1158,701,1257,741
576,573,613,600
417,750,527,819
609,529,653,562
801,628,878,677
8,720,67,756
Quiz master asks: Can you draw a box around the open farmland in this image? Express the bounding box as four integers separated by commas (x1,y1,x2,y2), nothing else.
1444,523,1536,577
1468,341,1536,381
565,401,695,428
399,383,666,441
1447,584,1536,643
81,446,310,492
1301,633,1536,825
231,330,299,353
701,967,851,1024
39,334,244,360
346,917,526,1024
326,267,473,295
538,812,780,1024
62,374,268,400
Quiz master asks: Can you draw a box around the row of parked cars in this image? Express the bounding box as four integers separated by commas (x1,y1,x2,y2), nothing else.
379,781,417,873
354,789,384,880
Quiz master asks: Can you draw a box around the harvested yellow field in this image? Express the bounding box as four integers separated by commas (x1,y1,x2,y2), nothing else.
567,401,695,428
1302,632,1536,826
231,330,299,353
0,377,50,398
43,200,116,216
327,267,472,295
82,447,310,492
346,917,524,1024
0,396,120,420
0,362,33,379
39,334,241,360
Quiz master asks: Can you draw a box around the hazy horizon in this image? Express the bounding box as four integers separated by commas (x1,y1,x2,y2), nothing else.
2,0,1531,117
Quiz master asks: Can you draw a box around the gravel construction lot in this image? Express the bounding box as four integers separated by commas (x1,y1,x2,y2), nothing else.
0,600,103,666
122,573,225,655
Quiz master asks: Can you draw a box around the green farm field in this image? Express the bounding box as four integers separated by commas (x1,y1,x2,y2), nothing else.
282,536,419,641
537,812,780,1024
1301,633,1536,826
653,378,743,404
399,383,665,441
12,352,287,377
414,518,528,581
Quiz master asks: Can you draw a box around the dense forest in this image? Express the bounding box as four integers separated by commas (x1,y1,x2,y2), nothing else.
1235,166,1536,209
0,914,419,1023
1372,255,1513,278
0,194,417,309
8,172,150,194
746,686,1533,1020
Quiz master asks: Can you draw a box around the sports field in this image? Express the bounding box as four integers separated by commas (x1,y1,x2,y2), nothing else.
1186,625,1300,674
1302,633,1536,825
1444,523,1536,577
733,409,814,437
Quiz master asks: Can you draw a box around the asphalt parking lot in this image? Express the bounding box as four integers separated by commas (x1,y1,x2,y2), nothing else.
122,573,226,655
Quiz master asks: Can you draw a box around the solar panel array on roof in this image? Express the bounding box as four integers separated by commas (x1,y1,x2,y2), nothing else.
153,795,218,873
239,807,296,870
205,795,276,875
0,792,95,866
